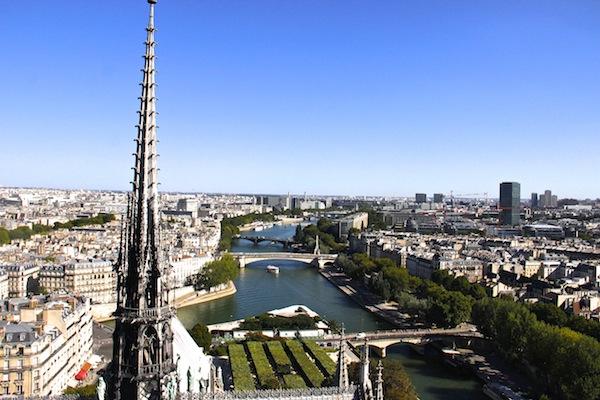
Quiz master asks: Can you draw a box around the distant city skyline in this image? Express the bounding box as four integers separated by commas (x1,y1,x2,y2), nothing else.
1,1,599,198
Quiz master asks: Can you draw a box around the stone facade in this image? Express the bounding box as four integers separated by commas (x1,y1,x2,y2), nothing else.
0,295,93,397
39,260,116,304
5,265,40,298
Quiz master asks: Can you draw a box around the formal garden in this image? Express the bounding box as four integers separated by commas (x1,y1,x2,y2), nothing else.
227,339,336,391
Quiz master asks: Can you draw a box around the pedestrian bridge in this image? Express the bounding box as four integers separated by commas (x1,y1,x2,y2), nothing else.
317,325,480,357
230,252,337,269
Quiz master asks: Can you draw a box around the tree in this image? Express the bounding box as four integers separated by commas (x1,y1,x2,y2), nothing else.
529,302,568,327
427,291,472,328
294,224,305,242
381,266,410,293
0,228,10,245
468,284,487,300
196,254,239,289
189,323,212,350
374,257,396,270
449,276,471,294
382,359,418,400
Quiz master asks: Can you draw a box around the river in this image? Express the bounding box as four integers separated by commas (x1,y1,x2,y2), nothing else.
177,223,486,400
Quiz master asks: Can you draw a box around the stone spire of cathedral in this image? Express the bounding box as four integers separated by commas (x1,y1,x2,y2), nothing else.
359,339,373,400
375,360,384,400
335,324,349,390
109,1,177,398
314,234,321,255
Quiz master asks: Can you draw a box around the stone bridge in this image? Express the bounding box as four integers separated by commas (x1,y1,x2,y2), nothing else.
230,252,337,269
317,324,480,357
233,235,297,248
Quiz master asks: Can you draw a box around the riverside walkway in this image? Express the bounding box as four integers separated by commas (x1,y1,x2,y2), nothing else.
319,265,413,326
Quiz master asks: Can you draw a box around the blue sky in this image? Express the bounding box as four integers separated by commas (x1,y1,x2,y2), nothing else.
1,1,599,198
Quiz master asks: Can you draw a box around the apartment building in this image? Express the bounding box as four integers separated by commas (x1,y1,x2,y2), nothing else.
39,260,116,304
5,265,40,298
0,294,93,396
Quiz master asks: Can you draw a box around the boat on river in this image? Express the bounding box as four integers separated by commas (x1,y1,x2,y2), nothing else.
266,265,280,274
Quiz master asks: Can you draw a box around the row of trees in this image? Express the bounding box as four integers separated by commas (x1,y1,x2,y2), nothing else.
219,213,276,251
338,253,475,327
294,218,346,253
528,302,600,342
473,298,600,400
340,252,600,399
192,254,239,290
0,213,116,245
240,313,318,331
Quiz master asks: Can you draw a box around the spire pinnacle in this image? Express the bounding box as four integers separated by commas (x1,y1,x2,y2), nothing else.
335,324,349,390
375,360,384,400
359,338,373,399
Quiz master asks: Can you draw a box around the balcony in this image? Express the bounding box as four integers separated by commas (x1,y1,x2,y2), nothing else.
122,361,175,379
117,305,173,322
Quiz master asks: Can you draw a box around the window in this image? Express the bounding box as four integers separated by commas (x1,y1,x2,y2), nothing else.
3,348,9,357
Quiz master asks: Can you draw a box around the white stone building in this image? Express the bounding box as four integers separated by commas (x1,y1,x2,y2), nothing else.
0,269,8,300
171,255,213,288
0,294,93,396
5,265,40,298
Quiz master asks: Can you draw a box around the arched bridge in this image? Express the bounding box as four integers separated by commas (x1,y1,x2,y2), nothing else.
231,252,337,269
316,324,480,357
233,235,298,248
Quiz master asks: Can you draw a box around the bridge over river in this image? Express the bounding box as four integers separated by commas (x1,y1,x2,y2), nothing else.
231,252,337,269
316,324,481,357
233,235,298,248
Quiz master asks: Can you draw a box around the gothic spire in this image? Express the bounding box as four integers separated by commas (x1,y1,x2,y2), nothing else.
375,360,384,400
109,1,177,399
123,0,167,311
359,339,373,400
335,324,349,390
314,234,321,255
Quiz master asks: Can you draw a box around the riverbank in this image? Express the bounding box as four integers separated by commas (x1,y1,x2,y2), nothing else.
319,265,413,327
176,281,237,308
320,266,531,399
93,282,237,322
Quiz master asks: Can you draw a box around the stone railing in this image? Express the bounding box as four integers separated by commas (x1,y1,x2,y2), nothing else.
118,305,173,320
178,385,358,400
120,361,175,379
3,385,357,400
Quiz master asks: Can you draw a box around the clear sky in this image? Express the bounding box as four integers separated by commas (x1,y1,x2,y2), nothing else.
1,1,599,198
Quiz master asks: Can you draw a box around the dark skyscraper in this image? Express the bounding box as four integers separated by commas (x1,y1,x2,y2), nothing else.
415,193,427,203
499,182,521,226
433,193,444,203
531,192,538,208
